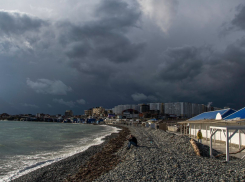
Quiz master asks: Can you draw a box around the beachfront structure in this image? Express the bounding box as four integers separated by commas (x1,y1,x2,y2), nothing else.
189,108,236,121
223,107,245,120
178,108,245,147
209,125,245,162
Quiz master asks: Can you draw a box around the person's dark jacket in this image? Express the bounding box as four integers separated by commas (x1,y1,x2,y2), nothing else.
129,136,137,145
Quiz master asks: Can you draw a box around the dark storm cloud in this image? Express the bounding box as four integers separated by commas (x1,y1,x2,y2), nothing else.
221,4,245,34
58,0,144,64
2,0,245,115
232,4,245,31
156,46,204,81
0,10,47,35
152,36,245,108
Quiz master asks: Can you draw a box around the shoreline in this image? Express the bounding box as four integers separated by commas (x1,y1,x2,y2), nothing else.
11,125,245,181
11,125,124,182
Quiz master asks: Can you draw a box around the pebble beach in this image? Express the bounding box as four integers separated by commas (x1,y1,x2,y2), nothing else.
12,125,245,182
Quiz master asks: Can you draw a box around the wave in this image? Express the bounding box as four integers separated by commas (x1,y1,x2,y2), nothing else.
1,125,120,182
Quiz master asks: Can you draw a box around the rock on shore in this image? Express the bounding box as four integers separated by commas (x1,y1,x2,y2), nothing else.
94,125,245,182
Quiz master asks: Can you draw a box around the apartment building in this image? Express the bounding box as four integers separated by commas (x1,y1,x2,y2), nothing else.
92,107,105,116
65,110,73,117
84,109,92,116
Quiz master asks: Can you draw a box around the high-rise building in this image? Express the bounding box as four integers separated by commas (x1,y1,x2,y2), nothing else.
164,102,194,118
112,104,140,114
148,103,164,114
139,104,150,113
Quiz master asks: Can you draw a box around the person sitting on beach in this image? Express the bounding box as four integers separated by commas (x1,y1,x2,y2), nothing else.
126,134,138,149
197,130,202,143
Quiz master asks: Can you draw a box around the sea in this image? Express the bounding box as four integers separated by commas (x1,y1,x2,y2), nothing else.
0,120,119,182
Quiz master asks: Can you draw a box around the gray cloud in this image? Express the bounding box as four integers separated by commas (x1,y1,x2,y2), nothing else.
22,103,39,108
156,46,205,81
1,0,245,115
131,93,158,102
232,4,245,31
220,4,245,35
131,93,147,102
0,10,47,35
53,99,75,108
26,78,72,95
77,99,86,105
58,0,144,65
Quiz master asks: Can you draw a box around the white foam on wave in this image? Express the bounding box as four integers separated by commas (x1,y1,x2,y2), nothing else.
1,125,120,182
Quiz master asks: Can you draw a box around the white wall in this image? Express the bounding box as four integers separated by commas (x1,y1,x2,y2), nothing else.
189,123,245,146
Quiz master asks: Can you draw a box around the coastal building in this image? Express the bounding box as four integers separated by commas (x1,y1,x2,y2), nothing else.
105,109,113,114
131,105,140,112
224,107,245,120
84,109,92,116
164,102,217,119
148,103,164,114
65,110,73,117
36,113,45,118
0,113,10,119
178,108,245,147
113,105,123,115
164,102,192,118
112,105,140,115
92,107,105,116
140,104,150,113
111,102,219,119
122,109,139,119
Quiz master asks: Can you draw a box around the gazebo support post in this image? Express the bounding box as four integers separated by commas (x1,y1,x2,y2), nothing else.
210,129,218,158
206,125,208,141
226,129,229,162
239,130,241,149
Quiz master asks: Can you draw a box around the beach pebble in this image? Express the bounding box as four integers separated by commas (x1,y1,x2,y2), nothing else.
94,125,245,182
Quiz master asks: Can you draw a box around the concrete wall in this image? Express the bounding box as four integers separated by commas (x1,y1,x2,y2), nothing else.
168,126,178,132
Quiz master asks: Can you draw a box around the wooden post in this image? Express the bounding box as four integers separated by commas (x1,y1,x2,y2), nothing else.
226,128,229,162
189,123,191,137
210,128,218,158
185,124,187,135
206,125,208,141
194,125,196,138
210,128,213,157
239,130,241,149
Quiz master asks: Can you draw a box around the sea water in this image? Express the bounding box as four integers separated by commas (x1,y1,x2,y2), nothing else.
0,121,119,182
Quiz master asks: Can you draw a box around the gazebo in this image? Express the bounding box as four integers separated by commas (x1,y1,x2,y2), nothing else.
210,125,245,162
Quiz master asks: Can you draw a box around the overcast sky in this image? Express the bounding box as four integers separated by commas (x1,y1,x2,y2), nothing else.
1,0,245,115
